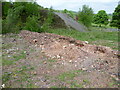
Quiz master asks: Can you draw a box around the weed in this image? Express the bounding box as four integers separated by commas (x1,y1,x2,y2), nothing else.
57,70,83,81
83,79,90,84
2,44,13,49
70,83,83,88
2,51,26,66
47,59,57,63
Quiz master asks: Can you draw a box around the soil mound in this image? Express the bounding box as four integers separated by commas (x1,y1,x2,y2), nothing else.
20,30,118,73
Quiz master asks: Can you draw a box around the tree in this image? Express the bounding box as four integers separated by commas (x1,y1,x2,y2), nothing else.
63,9,68,13
93,10,109,26
78,5,93,28
110,4,120,29
2,2,12,19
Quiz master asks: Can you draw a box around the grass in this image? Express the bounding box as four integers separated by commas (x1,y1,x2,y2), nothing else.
57,70,83,81
2,51,26,66
2,64,37,88
2,44,13,49
47,59,57,63
45,28,118,49
92,23,117,29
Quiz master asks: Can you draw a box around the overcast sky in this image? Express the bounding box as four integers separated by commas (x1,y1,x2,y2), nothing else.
36,0,119,14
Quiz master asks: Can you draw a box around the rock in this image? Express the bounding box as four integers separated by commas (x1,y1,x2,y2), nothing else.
56,55,61,59
33,39,37,43
31,71,37,75
35,44,38,47
75,61,77,63
41,78,47,82
82,68,87,71
84,41,89,44
1,84,5,88
8,55,11,57
43,61,47,64
63,45,67,48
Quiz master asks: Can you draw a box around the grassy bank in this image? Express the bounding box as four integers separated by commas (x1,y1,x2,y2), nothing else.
45,28,118,49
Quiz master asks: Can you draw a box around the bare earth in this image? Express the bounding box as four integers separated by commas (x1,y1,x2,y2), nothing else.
2,30,119,88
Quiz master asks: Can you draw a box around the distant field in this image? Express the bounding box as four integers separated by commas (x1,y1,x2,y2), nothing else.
45,28,118,50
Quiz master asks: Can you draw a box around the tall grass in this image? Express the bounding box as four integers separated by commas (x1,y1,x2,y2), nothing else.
45,28,118,42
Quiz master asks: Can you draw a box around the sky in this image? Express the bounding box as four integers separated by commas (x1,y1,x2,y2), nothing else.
36,0,120,14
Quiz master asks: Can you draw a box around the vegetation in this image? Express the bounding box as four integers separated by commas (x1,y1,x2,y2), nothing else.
62,9,76,19
110,4,120,29
93,10,109,26
78,5,94,28
2,2,53,34
45,28,118,50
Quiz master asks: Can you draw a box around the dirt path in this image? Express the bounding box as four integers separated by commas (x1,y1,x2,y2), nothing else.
2,30,119,88
54,12,87,32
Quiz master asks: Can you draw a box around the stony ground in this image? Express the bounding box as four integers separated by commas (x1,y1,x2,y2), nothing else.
2,30,119,88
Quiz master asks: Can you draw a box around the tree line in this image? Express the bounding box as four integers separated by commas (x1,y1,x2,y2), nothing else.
1,1,120,34
77,4,120,29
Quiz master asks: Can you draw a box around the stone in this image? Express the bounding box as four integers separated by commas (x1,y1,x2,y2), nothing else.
75,61,77,63
84,41,89,44
43,61,47,64
82,68,87,71
69,60,72,63
33,39,37,43
57,55,61,59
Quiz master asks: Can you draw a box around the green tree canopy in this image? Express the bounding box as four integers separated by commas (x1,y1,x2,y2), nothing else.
78,5,94,28
93,10,109,26
110,4,120,29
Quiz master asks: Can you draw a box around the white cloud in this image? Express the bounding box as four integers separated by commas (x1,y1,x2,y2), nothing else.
36,0,119,13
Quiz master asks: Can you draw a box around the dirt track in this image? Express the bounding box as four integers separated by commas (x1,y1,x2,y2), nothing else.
2,30,119,88
54,12,87,32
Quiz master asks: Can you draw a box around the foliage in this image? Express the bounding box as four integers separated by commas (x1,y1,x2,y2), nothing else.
93,10,109,26
78,5,94,28
12,2,41,22
110,4,120,29
2,2,44,34
2,2,55,34
2,6,23,34
63,9,68,13
2,2,11,19
41,7,54,31
62,9,76,19
24,15,41,32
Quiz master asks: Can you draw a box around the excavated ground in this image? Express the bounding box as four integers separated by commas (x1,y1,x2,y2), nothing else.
2,30,119,88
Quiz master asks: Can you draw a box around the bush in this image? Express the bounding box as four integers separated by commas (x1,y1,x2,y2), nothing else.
2,7,22,34
93,10,109,26
41,7,54,31
110,4,120,29
23,15,42,32
78,5,93,28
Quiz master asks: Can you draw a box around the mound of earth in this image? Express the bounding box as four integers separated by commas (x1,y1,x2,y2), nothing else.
20,30,118,74
2,30,119,88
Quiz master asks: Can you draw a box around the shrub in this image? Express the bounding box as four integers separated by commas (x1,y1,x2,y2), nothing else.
23,15,42,32
78,5,94,28
110,4,120,29
93,10,109,26
2,7,22,34
41,7,54,31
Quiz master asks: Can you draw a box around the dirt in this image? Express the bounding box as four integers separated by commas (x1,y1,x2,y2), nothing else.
54,12,87,32
2,30,119,88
